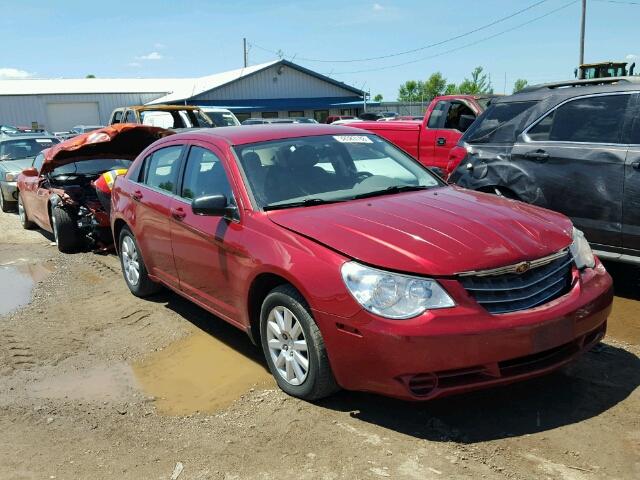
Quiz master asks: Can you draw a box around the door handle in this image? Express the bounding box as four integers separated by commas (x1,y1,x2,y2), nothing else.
436,137,446,146
171,207,186,221
524,149,550,161
132,190,143,201
632,161,640,170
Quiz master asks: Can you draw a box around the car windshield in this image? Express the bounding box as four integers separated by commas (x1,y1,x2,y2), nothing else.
0,137,59,161
206,112,240,127
139,109,213,129
463,100,538,144
51,158,132,176
235,134,441,210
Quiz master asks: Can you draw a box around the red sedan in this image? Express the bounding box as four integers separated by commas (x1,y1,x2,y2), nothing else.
111,124,613,401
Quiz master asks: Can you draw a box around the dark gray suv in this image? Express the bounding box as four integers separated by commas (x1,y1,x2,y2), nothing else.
450,77,640,265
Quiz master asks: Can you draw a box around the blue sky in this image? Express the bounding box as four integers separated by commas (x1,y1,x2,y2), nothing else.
0,0,638,100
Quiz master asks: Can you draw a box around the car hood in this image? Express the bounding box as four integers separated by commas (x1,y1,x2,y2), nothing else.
40,124,174,174
1,157,35,174
267,187,573,276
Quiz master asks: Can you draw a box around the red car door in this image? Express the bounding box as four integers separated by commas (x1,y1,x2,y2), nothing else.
169,143,245,326
432,100,479,169
417,100,446,164
131,144,184,289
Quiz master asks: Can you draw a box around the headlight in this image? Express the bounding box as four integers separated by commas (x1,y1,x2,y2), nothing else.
570,227,595,269
341,261,455,319
4,172,18,182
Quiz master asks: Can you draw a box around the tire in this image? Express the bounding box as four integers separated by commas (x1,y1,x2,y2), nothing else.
260,284,339,401
0,192,15,213
17,193,35,229
118,226,161,297
51,207,80,253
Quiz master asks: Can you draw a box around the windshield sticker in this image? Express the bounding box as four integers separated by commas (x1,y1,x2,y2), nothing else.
35,139,53,143
333,135,373,144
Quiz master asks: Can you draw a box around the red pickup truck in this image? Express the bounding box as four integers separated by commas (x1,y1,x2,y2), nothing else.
350,95,491,174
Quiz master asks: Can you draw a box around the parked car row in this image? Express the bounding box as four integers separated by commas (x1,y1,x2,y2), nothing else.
0,116,613,403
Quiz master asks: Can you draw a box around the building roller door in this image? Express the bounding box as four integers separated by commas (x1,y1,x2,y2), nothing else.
46,102,100,131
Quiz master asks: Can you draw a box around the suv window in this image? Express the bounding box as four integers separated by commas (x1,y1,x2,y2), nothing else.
528,94,630,144
141,146,183,193
181,146,232,200
464,101,537,144
112,110,123,124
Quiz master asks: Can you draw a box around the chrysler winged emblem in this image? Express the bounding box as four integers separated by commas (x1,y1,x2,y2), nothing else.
515,261,531,274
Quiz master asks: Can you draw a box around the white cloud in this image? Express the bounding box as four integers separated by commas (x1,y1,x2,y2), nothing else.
373,3,384,10
0,67,33,79
626,54,638,61
136,51,163,61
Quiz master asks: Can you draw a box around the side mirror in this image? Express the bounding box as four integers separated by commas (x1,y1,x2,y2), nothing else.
458,114,476,133
21,167,38,177
192,194,236,218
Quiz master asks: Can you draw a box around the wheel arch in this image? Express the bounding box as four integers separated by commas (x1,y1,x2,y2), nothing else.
246,271,308,346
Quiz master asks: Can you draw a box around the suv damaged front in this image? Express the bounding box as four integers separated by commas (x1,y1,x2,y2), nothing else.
40,124,173,250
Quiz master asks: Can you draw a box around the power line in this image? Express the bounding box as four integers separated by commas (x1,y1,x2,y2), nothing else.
250,0,550,64
325,0,578,75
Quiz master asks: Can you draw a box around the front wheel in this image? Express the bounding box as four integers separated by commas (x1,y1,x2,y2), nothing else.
260,285,339,401
17,193,35,229
52,207,80,253
118,227,161,297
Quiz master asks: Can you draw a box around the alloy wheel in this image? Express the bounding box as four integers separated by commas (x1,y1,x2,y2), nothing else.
121,235,140,286
266,306,309,385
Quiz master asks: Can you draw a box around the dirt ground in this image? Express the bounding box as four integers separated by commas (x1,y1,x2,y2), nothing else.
0,211,638,480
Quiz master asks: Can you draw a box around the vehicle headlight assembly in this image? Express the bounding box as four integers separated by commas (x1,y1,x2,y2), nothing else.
570,227,595,269
4,172,18,182
341,261,455,319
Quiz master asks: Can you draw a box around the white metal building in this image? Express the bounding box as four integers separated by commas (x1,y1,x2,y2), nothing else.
0,60,365,130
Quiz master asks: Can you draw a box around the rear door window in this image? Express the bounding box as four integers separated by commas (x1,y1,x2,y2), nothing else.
527,94,630,144
141,146,183,194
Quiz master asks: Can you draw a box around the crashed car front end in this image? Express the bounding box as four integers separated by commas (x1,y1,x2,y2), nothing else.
40,124,174,251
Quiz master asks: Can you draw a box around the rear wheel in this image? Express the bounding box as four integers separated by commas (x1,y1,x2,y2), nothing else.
17,193,35,229
51,207,80,253
118,227,161,297
260,285,339,401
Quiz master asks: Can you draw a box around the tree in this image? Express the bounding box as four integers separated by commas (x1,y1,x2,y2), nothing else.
419,72,447,101
85,74,96,78
458,66,493,95
398,80,419,102
444,83,458,95
513,78,528,93
373,93,383,102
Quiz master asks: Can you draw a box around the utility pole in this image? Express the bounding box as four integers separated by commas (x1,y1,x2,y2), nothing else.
243,38,248,67
578,0,586,78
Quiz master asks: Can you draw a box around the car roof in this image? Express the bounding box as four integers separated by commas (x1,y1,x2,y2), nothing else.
161,124,373,146
497,77,640,104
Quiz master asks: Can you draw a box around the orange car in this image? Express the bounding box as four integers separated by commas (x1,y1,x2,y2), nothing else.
16,124,171,252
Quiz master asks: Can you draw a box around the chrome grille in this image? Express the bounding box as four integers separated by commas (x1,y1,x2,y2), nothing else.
459,251,574,314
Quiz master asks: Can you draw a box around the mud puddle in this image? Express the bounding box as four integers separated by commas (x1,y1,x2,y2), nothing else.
133,329,274,415
0,263,53,316
609,297,640,344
